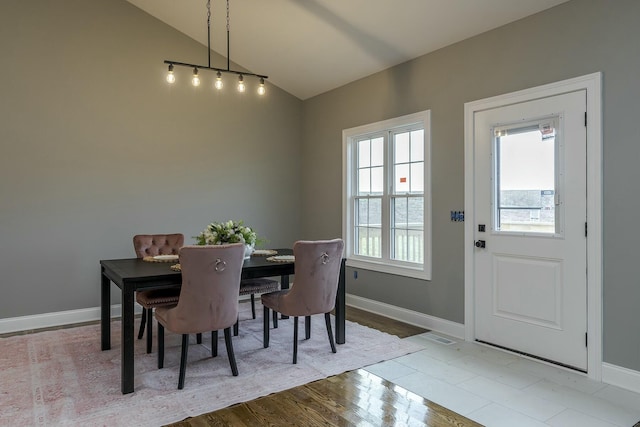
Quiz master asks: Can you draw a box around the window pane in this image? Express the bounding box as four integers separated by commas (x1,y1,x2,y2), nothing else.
411,130,424,161
496,125,556,234
408,198,424,228
357,199,368,226
410,162,424,193
395,132,410,163
357,226,381,258
368,198,381,225
394,163,410,193
393,228,423,263
371,137,384,166
393,197,408,227
393,228,407,261
371,166,384,194
358,169,370,194
358,139,370,168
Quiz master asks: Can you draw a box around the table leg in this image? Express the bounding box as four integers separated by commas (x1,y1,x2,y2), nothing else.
121,286,135,394
101,269,111,350
335,259,346,344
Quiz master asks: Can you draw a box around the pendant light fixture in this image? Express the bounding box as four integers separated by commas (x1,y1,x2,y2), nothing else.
164,0,267,96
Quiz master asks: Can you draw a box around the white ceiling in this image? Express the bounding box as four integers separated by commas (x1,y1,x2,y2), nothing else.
127,0,568,100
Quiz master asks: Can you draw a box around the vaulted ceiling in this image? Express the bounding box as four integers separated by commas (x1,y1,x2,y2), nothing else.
127,0,568,100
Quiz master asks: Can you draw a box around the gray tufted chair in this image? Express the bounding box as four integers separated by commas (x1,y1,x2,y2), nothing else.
155,243,245,389
133,233,184,353
261,239,344,364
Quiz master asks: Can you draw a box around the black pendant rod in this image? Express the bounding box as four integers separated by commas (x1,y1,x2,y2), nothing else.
163,60,267,79
163,0,267,80
207,1,211,68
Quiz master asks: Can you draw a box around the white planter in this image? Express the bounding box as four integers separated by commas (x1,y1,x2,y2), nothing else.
244,244,255,259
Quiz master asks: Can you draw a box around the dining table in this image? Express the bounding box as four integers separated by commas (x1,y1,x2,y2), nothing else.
100,248,346,394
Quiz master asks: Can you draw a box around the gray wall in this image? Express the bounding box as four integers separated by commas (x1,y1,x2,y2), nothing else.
0,0,303,317
301,0,640,371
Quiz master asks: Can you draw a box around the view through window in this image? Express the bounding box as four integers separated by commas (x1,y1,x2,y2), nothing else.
494,120,558,234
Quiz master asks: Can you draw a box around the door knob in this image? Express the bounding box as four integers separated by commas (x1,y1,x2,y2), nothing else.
475,240,486,248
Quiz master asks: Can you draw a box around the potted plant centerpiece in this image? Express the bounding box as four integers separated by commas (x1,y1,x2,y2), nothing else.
195,220,260,259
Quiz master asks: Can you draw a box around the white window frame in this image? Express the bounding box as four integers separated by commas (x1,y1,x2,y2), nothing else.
342,110,431,280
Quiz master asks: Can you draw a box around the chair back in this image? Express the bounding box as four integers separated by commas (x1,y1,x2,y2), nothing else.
284,239,344,316
133,233,184,258
167,244,245,334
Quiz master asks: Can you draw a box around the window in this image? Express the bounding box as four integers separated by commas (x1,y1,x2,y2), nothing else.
342,111,431,280
493,118,559,235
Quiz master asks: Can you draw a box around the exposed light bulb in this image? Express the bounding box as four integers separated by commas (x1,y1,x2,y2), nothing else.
257,78,266,95
166,64,175,84
192,68,200,87
214,71,223,90
237,75,245,92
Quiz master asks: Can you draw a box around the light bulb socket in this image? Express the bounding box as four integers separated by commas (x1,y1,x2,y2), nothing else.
237,74,245,92
166,64,176,84
192,68,201,86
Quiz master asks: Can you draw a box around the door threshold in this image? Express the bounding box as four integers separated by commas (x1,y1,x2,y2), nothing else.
475,339,587,374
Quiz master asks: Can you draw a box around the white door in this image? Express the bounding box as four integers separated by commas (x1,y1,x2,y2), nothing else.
473,90,587,371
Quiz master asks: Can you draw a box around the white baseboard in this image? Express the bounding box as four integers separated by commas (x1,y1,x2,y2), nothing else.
0,305,142,334
346,293,465,339
602,363,640,394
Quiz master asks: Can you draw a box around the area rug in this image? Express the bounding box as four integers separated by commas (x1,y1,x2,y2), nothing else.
1,302,422,426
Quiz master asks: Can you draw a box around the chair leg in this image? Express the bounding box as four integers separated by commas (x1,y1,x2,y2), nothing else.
224,327,239,376
196,333,202,344
293,316,299,364
212,330,218,357
146,308,153,353
250,294,256,319
263,306,270,348
158,323,165,369
305,315,311,340
233,316,239,336
273,310,278,328
138,307,147,340
325,312,337,354
178,334,189,389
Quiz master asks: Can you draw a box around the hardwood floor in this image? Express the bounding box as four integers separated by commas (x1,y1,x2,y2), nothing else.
165,307,482,427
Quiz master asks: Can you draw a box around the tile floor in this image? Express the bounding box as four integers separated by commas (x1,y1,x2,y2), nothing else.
365,332,640,427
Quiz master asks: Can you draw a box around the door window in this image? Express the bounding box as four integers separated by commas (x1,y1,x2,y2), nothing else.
493,118,560,235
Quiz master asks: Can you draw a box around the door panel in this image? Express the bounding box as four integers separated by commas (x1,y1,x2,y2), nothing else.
493,254,562,328
474,90,587,370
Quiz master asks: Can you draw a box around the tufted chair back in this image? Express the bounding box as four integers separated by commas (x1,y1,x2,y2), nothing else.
133,234,184,258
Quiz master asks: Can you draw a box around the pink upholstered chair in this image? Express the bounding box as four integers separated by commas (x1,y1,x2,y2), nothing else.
133,233,183,353
155,243,245,389
261,239,344,364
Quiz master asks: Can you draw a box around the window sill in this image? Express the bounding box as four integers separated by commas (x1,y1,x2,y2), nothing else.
346,257,431,281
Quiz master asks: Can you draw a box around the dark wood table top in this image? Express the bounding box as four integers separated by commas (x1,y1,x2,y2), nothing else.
100,248,295,289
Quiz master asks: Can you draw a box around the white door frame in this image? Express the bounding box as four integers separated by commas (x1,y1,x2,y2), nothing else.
464,72,602,380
